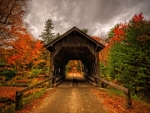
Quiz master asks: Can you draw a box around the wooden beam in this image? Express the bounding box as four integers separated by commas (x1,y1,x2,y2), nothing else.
15,75,63,110
96,52,101,87
87,75,129,93
17,76,55,96
49,52,54,87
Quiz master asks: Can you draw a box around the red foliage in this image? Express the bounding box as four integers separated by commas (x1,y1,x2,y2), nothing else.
110,23,127,43
8,33,43,65
92,89,150,113
132,13,144,23
0,86,23,101
92,36,109,65
92,13,145,66
92,36,103,42
109,13,144,44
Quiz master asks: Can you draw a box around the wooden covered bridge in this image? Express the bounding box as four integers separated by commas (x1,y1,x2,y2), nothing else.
45,26,104,83
15,27,132,111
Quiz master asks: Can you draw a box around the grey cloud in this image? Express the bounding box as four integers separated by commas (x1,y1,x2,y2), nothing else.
25,0,150,38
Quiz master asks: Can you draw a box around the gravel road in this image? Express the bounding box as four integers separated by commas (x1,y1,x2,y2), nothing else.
31,76,107,113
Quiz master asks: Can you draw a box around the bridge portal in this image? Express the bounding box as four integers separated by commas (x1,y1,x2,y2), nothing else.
45,27,104,85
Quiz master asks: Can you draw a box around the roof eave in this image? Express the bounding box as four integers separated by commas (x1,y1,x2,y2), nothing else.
45,26,105,51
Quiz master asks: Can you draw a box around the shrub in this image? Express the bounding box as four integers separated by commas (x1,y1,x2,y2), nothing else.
107,13,150,98
12,83,29,87
0,62,5,67
15,76,23,80
28,69,41,78
15,80,31,84
0,70,16,81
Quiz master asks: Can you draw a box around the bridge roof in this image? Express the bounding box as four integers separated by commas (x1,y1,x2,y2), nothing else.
45,26,105,51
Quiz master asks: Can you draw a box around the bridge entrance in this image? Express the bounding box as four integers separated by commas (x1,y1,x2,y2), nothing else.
45,27,104,85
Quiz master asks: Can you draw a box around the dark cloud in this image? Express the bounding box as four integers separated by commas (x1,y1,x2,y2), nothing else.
25,0,150,38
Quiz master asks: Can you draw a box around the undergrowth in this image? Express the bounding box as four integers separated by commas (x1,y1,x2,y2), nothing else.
23,88,47,105
1,88,47,113
108,88,150,106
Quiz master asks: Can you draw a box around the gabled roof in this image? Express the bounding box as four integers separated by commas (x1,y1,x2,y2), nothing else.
45,26,105,51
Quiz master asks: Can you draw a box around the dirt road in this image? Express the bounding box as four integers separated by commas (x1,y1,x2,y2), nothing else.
31,76,107,113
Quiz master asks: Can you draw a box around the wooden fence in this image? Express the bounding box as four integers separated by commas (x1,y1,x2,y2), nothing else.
15,75,64,110
16,74,132,110
85,75,133,109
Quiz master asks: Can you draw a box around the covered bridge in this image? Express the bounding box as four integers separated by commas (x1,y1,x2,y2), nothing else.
45,26,105,83
16,29,133,110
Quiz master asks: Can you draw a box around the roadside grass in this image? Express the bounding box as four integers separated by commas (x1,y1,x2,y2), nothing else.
1,104,15,113
23,88,47,105
131,94,150,106
108,88,150,106
1,88,47,113
108,88,124,96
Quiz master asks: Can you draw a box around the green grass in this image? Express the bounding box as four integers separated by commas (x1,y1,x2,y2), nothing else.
23,88,47,105
0,104,15,113
131,94,141,101
12,83,29,87
131,94,150,106
108,88,150,107
108,88,124,97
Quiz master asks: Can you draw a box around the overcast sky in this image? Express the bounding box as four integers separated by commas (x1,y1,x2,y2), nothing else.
25,0,150,38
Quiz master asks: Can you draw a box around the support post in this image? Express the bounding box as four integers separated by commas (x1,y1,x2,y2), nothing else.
15,91,23,110
49,52,53,88
94,78,97,84
63,63,66,77
124,90,133,109
53,75,56,87
96,52,102,87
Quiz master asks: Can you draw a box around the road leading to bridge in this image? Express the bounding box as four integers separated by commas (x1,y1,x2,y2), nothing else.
31,75,107,113
57,75,93,88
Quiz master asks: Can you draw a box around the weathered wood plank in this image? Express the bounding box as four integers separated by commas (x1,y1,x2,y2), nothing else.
15,92,23,110
17,75,62,96
100,77,128,93
15,75,63,110
85,75,95,82
124,90,133,108
86,74,132,108
53,76,64,87
88,75,128,93
17,77,53,96
56,75,64,82
86,78,98,87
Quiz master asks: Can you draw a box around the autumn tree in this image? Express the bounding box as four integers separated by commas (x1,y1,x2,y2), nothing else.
108,13,150,98
0,0,29,47
8,32,43,74
92,36,106,65
92,36,108,77
0,0,30,73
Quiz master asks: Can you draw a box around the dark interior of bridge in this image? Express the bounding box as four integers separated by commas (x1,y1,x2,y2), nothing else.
53,47,97,77
45,27,104,85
